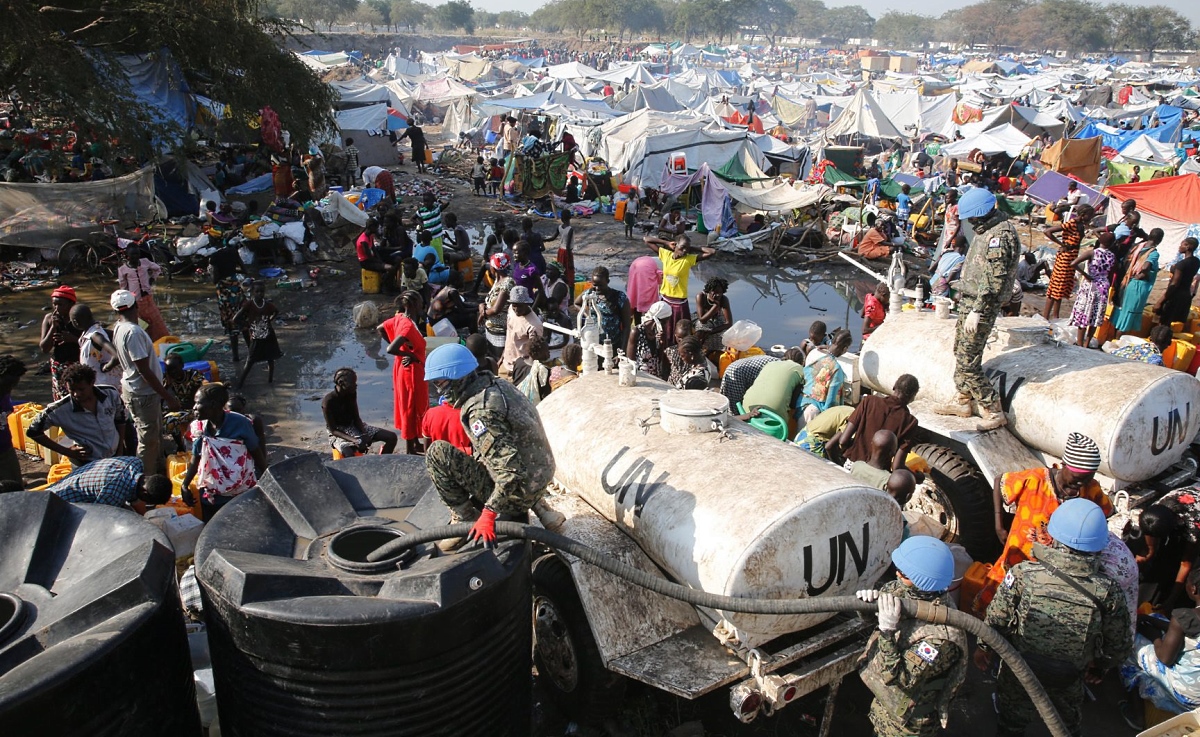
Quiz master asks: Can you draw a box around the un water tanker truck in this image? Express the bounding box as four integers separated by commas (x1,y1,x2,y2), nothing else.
532,373,906,729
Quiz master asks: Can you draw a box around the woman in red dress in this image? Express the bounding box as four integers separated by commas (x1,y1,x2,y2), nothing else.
377,291,428,454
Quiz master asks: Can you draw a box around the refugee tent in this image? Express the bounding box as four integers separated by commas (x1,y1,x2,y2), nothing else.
412,77,475,105
546,61,601,80
598,110,764,187
1039,136,1102,184
329,79,392,105
823,89,906,141
1104,175,1200,256
964,104,1066,140
0,167,158,249
1107,159,1175,185
940,123,1032,158
593,62,657,85
615,84,687,113
1073,122,1178,152
873,92,956,139
117,52,195,133
962,60,1003,75
1024,170,1107,211
1118,134,1181,165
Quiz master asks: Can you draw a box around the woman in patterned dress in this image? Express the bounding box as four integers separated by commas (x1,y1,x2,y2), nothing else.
1067,231,1116,348
1041,204,1094,321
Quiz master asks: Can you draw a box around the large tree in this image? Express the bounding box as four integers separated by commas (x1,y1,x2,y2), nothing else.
1015,0,1111,54
821,5,875,43
390,0,429,31
1110,4,1193,59
434,0,476,34
872,12,935,49
1,0,336,159
744,0,798,46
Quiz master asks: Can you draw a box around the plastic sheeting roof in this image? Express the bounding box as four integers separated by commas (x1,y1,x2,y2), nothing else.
593,62,657,85
330,79,392,104
940,123,1032,157
824,88,906,141
1105,175,1200,223
546,61,601,80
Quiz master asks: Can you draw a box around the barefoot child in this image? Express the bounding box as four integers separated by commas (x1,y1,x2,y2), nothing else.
233,281,281,388
471,156,487,196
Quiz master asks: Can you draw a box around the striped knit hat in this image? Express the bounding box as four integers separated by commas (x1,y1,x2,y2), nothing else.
1062,432,1101,473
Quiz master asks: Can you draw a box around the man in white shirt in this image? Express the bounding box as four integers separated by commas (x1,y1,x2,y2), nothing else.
109,289,180,475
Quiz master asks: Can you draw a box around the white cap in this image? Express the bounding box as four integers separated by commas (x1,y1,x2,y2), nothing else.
110,289,137,311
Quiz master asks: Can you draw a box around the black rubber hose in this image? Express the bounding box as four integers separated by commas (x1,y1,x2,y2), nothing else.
368,522,1069,737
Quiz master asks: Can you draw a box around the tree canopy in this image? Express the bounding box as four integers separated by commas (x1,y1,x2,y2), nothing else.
2,0,336,160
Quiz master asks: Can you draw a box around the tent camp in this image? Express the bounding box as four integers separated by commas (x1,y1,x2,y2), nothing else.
872,92,956,139
1104,175,1200,256
615,84,687,113
546,61,600,80
1040,136,1102,184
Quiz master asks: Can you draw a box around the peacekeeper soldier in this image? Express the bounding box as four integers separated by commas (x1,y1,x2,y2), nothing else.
976,498,1132,737
856,536,968,737
933,187,1021,431
423,343,555,552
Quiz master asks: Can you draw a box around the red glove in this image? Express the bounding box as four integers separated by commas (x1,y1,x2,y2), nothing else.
468,508,498,545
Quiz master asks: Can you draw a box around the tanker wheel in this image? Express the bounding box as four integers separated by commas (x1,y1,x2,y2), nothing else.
532,553,626,721
909,442,1000,562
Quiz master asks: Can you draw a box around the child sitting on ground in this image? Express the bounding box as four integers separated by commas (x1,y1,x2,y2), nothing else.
322,368,398,457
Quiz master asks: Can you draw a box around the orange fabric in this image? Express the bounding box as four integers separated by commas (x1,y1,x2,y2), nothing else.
973,467,1111,614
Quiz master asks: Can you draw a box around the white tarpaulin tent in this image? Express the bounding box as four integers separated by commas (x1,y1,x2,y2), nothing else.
0,167,157,249
873,92,956,139
546,61,600,80
606,126,767,187
727,181,830,211
615,84,687,113
594,62,656,85
940,123,1032,158
824,88,906,141
334,103,388,131
329,80,392,105
1118,134,1181,165
597,109,715,176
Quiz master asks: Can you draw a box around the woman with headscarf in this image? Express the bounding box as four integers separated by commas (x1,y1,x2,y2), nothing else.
39,286,82,400
478,253,515,360
1068,230,1117,348
1114,228,1164,336
626,301,671,380
973,432,1113,614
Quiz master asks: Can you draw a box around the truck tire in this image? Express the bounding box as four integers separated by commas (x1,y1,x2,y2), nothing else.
909,442,1000,562
532,553,626,720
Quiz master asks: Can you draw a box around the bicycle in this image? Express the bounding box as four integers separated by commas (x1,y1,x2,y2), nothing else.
58,220,174,277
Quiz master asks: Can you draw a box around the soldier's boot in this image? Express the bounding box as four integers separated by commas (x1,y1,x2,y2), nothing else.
533,498,565,531
976,402,1008,432
932,392,974,418
437,502,481,553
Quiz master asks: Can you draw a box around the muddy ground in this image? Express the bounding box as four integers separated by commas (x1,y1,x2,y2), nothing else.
1,160,1177,735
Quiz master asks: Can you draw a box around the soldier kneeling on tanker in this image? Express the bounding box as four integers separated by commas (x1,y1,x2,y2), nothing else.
423,343,556,552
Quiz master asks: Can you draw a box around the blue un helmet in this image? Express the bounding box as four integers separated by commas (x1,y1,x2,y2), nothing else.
957,187,997,220
891,536,955,592
1046,498,1108,553
424,343,478,382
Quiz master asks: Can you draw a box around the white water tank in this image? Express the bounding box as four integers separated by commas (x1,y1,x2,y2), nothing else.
859,313,1200,482
536,374,904,646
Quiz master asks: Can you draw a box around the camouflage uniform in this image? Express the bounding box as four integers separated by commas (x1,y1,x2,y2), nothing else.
858,579,969,737
953,211,1021,407
984,542,1132,737
426,371,555,516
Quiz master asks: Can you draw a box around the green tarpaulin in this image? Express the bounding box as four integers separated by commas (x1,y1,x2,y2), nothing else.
822,166,905,199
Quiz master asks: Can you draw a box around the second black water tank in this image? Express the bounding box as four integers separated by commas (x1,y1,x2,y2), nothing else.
195,453,532,736
0,492,200,736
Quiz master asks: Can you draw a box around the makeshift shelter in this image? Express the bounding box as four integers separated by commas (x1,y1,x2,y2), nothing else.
592,62,656,86
823,89,906,142
0,167,157,250
598,110,765,188
615,84,687,113
1104,175,1200,256
940,123,1032,158
873,92,956,139
1118,134,1181,166
962,60,1002,75
546,61,601,80
1040,136,1102,184
1025,170,1107,211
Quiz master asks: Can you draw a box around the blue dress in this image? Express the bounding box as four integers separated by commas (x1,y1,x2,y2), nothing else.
1113,247,1159,333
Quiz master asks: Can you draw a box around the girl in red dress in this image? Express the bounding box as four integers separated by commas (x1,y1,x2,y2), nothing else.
377,291,428,454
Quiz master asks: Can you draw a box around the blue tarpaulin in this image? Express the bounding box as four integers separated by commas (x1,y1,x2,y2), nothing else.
115,50,194,132
1074,122,1179,151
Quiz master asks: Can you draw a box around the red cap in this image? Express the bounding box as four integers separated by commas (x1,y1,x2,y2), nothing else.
51,285,77,303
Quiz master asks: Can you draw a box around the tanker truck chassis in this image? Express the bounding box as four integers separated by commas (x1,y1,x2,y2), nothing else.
531,492,874,730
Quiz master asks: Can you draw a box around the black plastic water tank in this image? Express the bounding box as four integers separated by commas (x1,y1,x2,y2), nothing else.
0,492,201,736
195,453,532,736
